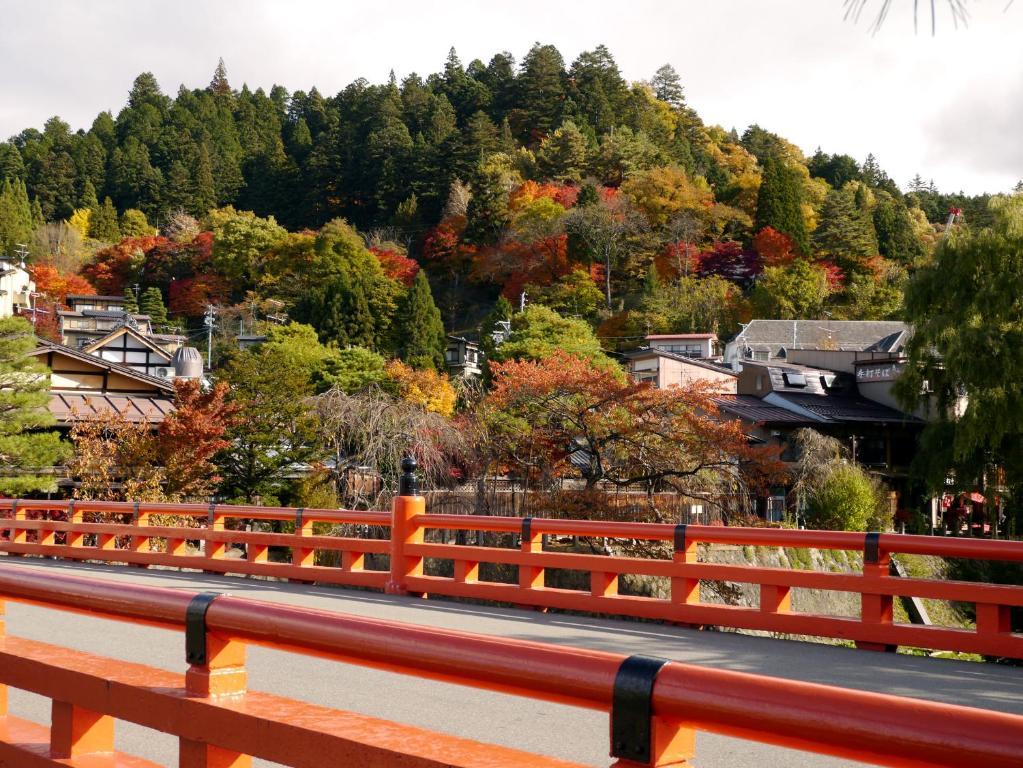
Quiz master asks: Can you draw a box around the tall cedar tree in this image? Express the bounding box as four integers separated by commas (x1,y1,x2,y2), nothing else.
0,179,34,255
813,187,878,274
123,286,139,313
139,286,169,330
393,270,446,371
755,155,809,256
90,197,120,242
0,317,69,494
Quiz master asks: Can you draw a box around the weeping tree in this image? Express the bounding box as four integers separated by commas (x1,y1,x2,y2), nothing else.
314,385,463,508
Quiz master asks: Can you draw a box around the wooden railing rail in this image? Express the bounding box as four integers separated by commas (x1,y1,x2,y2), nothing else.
1,567,1022,767
2,495,1023,659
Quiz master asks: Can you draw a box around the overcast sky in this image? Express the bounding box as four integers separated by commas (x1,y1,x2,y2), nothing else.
1,0,1020,194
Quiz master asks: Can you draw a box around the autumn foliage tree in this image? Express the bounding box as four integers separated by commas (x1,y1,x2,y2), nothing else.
485,351,784,517
28,263,96,304
752,226,796,267
157,379,239,499
68,380,239,502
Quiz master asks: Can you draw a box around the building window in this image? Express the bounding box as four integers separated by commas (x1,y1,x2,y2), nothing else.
783,371,807,388
753,350,769,361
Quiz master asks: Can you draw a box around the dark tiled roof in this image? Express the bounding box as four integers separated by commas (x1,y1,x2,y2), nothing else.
774,392,921,424
714,395,817,425
731,320,910,353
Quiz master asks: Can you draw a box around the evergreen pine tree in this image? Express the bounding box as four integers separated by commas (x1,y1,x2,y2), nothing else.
0,317,69,495
814,188,878,273
209,58,232,96
123,286,139,314
651,64,685,107
0,179,35,255
30,198,44,230
301,270,377,349
89,196,120,241
80,178,99,210
139,287,168,331
644,261,661,297
393,271,446,371
755,155,809,256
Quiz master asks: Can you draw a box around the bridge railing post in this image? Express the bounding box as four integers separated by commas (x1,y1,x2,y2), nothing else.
857,532,896,653
130,502,150,554
670,525,700,608
67,500,84,549
205,504,226,561
50,701,115,759
291,507,314,568
11,500,26,545
386,456,425,595
519,517,544,590
182,592,250,767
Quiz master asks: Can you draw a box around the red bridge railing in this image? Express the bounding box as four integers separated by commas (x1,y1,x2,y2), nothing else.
2,567,1023,767
2,494,1023,659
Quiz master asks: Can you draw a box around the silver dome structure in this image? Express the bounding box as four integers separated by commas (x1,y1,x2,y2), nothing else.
172,346,204,379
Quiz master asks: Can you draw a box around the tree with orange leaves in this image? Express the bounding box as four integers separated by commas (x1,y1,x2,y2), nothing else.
384,359,456,417
82,236,168,294
370,246,419,287
752,226,796,267
28,263,96,305
158,379,240,499
69,379,239,502
485,351,784,516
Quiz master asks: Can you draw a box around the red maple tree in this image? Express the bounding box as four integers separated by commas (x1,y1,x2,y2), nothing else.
752,226,796,267
485,351,785,511
370,246,419,287
157,379,240,500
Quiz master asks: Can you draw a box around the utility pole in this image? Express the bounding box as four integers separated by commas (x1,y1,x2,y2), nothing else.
519,290,528,312
13,243,29,266
203,304,217,370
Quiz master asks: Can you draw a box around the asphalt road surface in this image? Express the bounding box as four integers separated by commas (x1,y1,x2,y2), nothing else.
3,556,1022,767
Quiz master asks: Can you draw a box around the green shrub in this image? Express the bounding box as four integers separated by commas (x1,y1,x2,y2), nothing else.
805,464,880,531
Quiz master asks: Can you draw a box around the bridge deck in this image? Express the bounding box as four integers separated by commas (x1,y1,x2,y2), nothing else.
3,556,1022,768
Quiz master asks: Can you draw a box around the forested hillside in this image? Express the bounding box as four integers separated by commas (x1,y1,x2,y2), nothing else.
0,44,1010,342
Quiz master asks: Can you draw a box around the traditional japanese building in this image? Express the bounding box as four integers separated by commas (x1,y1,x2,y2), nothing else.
30,339,178,428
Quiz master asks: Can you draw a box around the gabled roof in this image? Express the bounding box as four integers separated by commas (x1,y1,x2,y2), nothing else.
730,320,911,353
31,339,176,394
82,325,173,361
626,347,737,376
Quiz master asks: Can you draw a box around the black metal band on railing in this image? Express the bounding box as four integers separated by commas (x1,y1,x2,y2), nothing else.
10,499,16,516
66,499,73,518
185,592,222,666
521,517,533,545
864,532,881,564
610,654,671,763
207,503,217,527
295,508,305,529
673,524,688,554
132,501,140,525
399,455,419,497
